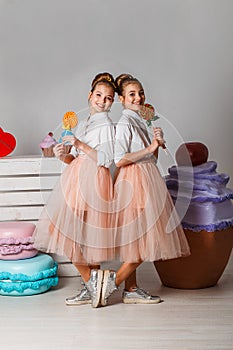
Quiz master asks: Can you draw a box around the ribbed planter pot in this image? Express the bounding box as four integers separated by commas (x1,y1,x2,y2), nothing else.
154,227,233,289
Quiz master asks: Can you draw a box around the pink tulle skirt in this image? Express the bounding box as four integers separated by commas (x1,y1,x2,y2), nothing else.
33,156,190,265
112,158,191,262
33,156,116,264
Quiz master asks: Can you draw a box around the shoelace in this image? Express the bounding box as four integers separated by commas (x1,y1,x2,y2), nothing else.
131,287,150,296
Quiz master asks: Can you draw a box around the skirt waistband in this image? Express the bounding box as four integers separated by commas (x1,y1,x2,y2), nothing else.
136,156,157,165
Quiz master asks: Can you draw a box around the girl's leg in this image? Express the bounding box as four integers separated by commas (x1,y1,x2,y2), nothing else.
73,263,91,282
124,270,137,291
101,262,141,306
102,262,161,306
66,264,91,306
72,263,100,282
115,262,141,287
66,263,102,308
90,264,101,270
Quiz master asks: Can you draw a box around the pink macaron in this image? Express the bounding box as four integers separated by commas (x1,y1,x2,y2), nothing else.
0,222,38,260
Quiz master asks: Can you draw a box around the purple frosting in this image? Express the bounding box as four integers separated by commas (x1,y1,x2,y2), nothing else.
166,161,233,232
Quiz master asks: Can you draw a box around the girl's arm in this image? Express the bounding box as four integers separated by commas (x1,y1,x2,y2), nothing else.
63,135,97,162
115,126,164,168
75,139,98,162
63,124,115,168
115,137,159,168
152,128,162,159
153,148,159,159
53,144,75,164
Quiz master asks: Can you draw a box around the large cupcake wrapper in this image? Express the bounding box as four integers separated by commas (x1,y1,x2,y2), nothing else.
0,276,59,294
182,219,233,232
176,198,233,229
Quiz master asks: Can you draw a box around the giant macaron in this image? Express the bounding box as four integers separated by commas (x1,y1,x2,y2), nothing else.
0,252,58,296
0,222,38,260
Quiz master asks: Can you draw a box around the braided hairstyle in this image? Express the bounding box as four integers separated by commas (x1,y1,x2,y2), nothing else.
115,73,143,96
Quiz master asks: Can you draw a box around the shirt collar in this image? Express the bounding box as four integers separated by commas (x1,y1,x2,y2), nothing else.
88,111,109,122
84,112,109,128
123,108,146,124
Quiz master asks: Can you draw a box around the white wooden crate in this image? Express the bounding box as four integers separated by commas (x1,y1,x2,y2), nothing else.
0,155,78,276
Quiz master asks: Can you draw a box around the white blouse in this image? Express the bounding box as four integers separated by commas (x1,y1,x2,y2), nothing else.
114,109,155,163
70,112,115,168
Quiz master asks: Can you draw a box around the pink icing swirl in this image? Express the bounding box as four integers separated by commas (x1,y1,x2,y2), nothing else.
39,132,57,148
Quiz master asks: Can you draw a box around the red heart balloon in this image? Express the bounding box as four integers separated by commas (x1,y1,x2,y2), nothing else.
0,128,17,157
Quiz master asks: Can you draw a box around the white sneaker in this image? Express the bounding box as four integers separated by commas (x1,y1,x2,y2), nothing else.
85,269,103,308
65,286,92,305
101,270,118,306
122,287,161,304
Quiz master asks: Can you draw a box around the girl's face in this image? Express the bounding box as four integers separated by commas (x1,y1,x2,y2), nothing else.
88,83,114,115
119,83,145,112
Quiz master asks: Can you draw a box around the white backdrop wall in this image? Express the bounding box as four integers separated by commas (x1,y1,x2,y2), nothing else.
0,0,233,185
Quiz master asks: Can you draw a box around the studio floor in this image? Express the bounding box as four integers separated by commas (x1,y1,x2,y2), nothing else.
1,255,233,350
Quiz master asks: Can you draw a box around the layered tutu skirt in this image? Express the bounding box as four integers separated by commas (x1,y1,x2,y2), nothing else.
34,156,190,264
112,158,191,262
33,156,116,264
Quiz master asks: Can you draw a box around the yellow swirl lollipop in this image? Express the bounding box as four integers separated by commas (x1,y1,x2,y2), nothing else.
59,111,78,145
63,111,78,130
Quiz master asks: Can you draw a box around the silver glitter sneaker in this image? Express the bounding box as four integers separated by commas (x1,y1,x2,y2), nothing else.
101,270,118,306
85,269,103,308
65,286,91,306
122,287,161,304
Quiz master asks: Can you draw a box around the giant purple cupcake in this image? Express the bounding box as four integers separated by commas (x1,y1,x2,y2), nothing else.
166,142,233,232
154,142,233,289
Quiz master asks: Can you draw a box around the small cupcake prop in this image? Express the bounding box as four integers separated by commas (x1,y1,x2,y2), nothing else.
59,111,78,152
39,132,58,157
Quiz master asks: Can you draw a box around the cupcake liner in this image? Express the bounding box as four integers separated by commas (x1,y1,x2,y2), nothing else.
42,146,55,157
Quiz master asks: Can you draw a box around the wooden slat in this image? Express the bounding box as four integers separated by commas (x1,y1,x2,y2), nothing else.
0,191,51,206
0,156,65,175
0,206,44,221
0,156,73,269
0,175,60,191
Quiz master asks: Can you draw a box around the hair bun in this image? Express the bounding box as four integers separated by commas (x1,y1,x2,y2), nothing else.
115,74,133,88
91,72,116,91
115,73,140,96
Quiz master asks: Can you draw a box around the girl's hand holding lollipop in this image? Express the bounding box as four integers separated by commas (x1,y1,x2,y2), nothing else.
59,111,78,144
62,135,82,149
141,103,166,150
153,127,166,149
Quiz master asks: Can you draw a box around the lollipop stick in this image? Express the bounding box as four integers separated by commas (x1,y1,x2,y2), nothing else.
150,123,167,154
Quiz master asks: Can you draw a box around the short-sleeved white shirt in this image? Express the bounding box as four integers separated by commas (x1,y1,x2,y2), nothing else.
114,109,155,163
70,112,115,168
